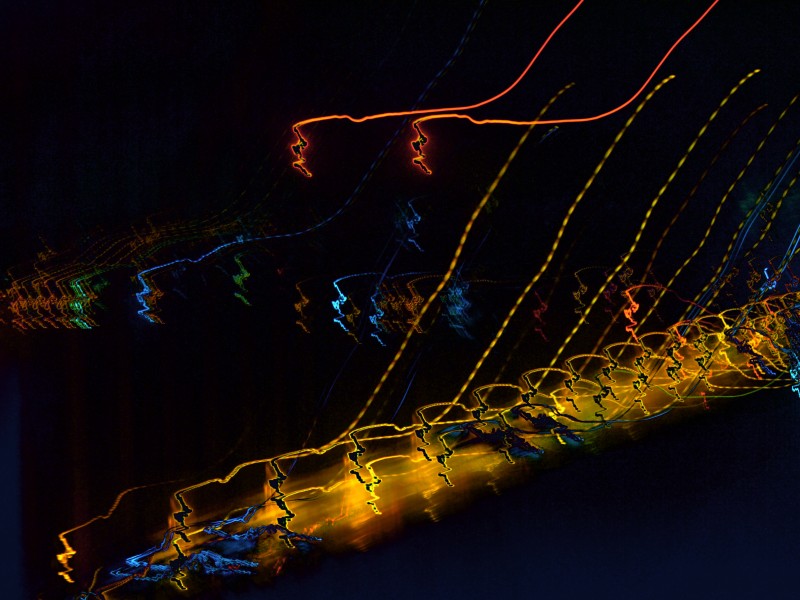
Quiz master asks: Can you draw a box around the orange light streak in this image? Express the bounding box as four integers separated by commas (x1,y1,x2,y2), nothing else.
294,0,584,127
290,0,584,176
291,1,719,176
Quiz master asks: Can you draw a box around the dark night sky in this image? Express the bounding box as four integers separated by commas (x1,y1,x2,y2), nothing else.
4,1,800,598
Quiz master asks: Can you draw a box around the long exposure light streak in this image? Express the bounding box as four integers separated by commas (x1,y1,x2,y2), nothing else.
14,2,800,598
291,0,719,176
